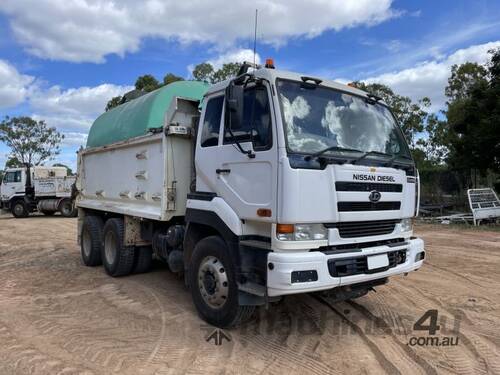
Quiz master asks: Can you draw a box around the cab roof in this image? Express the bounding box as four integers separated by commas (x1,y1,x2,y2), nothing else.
205,67,371,99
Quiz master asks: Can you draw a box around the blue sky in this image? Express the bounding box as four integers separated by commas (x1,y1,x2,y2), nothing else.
0,0,499,170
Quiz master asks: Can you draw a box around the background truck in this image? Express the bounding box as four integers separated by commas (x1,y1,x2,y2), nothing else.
1,166,76,218
76,62,425,327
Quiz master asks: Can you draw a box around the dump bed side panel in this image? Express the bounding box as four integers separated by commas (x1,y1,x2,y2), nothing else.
77,134,167,220
34,176,75,197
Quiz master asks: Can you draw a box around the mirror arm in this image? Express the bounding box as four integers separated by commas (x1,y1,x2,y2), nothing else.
226,127,255,159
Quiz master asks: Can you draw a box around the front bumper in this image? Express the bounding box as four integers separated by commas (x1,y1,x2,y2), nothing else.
267,237,424,297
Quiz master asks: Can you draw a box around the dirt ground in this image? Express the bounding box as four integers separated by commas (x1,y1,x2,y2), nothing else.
0,214,499,375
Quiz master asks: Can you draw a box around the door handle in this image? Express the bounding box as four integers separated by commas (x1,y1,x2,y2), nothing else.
216,169,231,174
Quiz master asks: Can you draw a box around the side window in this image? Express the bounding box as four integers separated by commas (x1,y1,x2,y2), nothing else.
224,85,272,150
200,96,224,147
3,172,13,183
4,171,21,183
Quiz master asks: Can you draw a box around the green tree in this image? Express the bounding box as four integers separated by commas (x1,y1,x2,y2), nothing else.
192,62,214,82
192,62,241,84
105,95,123,111
445,50,500,173
105,72,185,111
5,156,23,168
52,163,73,176
135,74,160,92
163,73,184,85
445,62,488,102
0,116,63,166
212,63,241,83
351,82,431,149
421,113,449,164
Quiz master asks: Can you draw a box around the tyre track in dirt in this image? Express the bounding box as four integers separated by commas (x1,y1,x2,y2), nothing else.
346,299,439,375
310,294,404,374
26,283,169,373
310,294,440,375
0,321,94,375
394,281,499,374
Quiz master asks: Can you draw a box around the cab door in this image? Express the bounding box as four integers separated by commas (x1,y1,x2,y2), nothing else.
195,94,225,193
216,83,277,221
1,170,24,200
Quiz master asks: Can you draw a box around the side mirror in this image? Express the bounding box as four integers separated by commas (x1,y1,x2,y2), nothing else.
225,81,244,130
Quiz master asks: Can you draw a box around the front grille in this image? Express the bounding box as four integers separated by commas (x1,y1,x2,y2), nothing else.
324,219,399,238
335,182,402,193
318,238,406,253
328,250,407,277
338,201,401,211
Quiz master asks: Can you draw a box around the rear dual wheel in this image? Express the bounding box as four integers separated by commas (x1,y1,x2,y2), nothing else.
133,246,153,274
102,218,135,277
81,215,104,266
81,216,152,276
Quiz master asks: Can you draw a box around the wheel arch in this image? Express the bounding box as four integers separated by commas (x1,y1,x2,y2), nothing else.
184,208,241,278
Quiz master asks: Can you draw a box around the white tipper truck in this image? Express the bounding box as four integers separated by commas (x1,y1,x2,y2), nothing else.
76,61,425,327
1,165,76,218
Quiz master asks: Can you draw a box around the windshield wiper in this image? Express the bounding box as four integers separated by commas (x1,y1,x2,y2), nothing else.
304,146,361,161
352,150,394,164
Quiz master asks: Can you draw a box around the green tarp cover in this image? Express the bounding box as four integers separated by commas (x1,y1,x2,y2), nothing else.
86,81,209,148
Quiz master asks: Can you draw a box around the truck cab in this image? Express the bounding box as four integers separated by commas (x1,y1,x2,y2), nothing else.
189,64,424,300
1,168,26,213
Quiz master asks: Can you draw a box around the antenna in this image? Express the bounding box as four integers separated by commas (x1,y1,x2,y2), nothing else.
253,9,258,68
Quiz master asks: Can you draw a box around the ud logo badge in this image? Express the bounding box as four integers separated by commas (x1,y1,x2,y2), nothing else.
369,190,381,203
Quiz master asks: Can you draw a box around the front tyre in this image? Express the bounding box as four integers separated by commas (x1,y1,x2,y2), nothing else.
102,218,135,277
189,236,255,328
11,200,29,218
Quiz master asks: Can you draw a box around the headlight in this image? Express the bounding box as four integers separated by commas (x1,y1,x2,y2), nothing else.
276,224,327,241
401,218,413,232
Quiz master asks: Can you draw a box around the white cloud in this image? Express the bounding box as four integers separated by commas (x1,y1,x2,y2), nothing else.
61,132,88,147
30,83,133,135
31,113,95,132
29,83,131,168
0,59,34,108
30,84,133,120
208,49,261,69
364,41,500,111
0,0,398,63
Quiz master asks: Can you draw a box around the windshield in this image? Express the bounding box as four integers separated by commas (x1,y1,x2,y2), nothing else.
277,79,411,160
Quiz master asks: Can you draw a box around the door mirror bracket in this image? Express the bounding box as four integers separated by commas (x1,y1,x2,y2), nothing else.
225,79,255,159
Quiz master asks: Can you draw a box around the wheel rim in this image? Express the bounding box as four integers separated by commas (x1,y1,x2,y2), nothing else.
82,228,92,258
14,203,24,216
61,202,72,215
197,255,229,309
104,231,117,265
